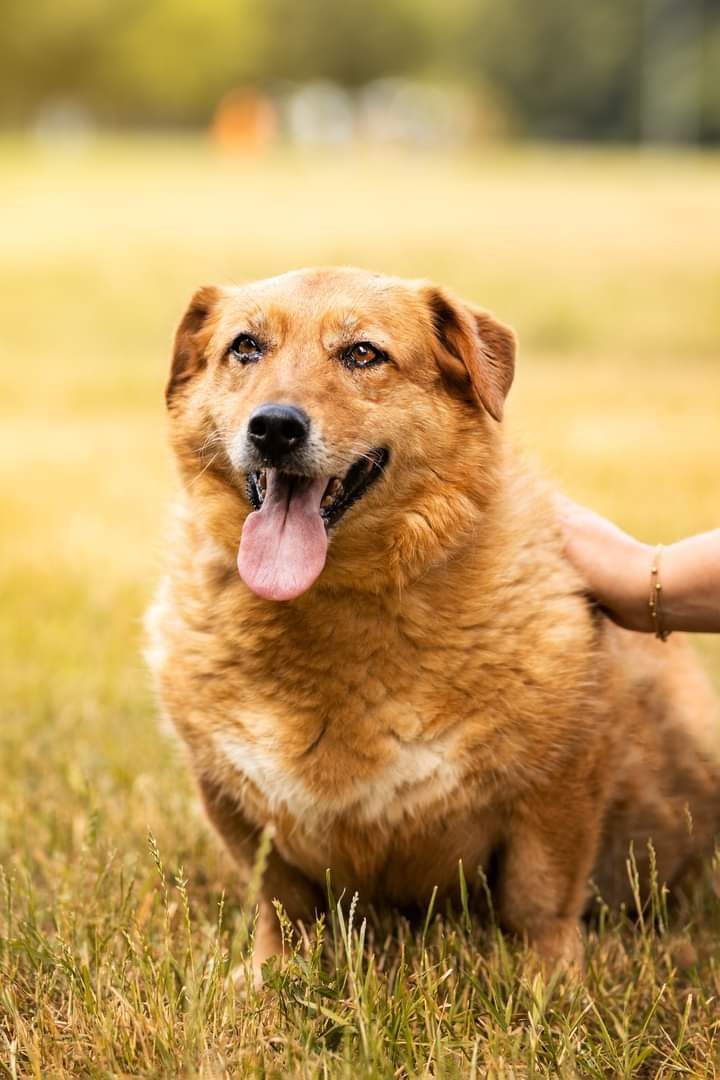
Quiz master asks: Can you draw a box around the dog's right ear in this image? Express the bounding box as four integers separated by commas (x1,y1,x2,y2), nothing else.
166,286,221,407
421,285,515,422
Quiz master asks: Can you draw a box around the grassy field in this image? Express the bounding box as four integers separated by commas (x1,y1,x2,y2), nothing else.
1,137,719,1077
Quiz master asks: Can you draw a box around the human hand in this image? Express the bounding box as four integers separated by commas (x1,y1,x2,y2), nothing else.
555,496,653,632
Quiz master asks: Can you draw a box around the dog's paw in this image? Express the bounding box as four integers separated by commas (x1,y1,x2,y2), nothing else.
229,955,274,994
230,911,284,994
526,918,585,979
230,945,283,995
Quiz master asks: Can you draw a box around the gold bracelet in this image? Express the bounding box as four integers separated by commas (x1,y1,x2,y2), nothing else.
648,544,671,642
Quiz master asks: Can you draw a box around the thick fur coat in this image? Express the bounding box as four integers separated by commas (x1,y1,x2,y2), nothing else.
147,268,720,974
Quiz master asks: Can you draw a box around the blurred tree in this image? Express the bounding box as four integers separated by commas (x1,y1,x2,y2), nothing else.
0,0,261,126
0,0,123,123
249,0,428,87
94,0,260,124
451,0,720,143
453,0,645,139
700,16,720,141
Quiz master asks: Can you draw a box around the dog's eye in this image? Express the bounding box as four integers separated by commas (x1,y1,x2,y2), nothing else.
343,342,387,370
229,334,264,364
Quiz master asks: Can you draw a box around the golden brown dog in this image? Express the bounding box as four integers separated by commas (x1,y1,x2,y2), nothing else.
147,267,720,978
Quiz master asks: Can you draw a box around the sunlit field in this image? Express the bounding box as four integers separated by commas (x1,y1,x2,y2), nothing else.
1,138,719,1076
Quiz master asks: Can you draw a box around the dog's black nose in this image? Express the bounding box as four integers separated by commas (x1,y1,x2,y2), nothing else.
247,403,310,462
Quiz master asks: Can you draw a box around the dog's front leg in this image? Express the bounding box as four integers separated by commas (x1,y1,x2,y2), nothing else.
497,789,603,973
197,775,321,984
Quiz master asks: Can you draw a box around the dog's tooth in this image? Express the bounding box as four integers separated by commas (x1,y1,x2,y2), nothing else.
321,477,342,509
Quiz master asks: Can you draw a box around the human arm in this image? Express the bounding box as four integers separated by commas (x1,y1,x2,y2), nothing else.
556,496,720,634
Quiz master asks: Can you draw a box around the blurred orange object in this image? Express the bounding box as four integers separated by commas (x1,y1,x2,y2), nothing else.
211,89,278,152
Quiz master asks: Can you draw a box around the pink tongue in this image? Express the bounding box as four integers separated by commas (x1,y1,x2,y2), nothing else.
238,471,329,601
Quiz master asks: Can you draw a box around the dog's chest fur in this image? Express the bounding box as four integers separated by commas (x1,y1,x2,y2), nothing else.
213,701,505,900
212,697,464,829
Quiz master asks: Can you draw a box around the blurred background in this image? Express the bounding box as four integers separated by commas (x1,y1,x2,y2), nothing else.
0,0,718,933
2,0,720,144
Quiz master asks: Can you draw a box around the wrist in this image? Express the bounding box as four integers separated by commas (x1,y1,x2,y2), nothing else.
622,541,655,632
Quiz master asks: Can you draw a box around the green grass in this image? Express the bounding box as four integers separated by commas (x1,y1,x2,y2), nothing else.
1,136,719,1076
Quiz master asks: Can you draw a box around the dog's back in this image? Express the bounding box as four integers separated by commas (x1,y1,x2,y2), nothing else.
593,628,720,906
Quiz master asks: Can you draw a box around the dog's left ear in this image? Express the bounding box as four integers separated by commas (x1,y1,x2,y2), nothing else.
422,286,516,422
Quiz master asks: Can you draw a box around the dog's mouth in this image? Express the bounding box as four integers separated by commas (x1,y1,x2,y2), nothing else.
245,448,388,526
238,448,388,602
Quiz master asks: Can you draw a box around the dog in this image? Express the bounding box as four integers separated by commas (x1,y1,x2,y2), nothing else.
146,267,720,979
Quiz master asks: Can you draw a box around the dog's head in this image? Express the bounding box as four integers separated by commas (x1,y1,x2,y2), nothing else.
167,268,515,600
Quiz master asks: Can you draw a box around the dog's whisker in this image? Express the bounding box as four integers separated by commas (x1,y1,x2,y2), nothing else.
188,450,223,487
344,444,389,475
193,430,224,458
